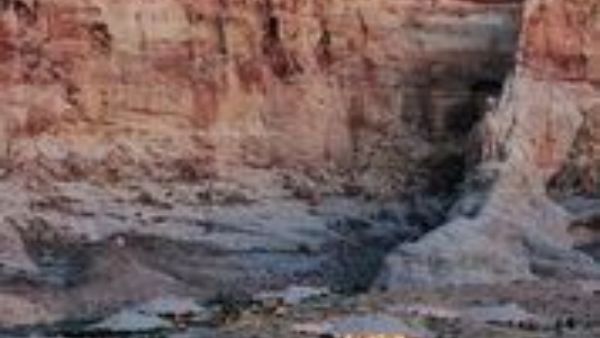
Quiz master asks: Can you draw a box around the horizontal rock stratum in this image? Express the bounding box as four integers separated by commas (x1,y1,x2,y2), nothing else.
0,0,520,189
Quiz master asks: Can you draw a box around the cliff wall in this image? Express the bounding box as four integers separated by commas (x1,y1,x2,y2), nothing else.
0,0,520,197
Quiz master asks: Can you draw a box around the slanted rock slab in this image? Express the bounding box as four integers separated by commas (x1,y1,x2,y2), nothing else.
87,310,172,334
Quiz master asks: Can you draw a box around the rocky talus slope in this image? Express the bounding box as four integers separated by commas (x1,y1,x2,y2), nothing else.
0,0,598,336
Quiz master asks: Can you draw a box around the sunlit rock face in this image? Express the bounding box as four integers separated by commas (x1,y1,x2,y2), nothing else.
520,0,600,82
0,0,520,195
534,0,600,200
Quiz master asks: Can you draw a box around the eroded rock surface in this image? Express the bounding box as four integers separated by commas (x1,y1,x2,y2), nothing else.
0,0,526,327
0,0,598,334
381,0,600,286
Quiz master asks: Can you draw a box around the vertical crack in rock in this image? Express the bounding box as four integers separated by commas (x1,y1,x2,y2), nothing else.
258,0,302,80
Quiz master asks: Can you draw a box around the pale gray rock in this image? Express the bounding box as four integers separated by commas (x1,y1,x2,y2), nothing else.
254,286,330,306
292,314,432,338
380,75,600,287
388,304,462,321
462,303,543,325
88,310,172,333
135,296,209,318
578,280,600,294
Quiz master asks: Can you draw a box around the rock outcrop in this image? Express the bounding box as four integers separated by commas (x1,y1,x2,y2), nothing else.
0,0,519,191
381,0,600,286
0,0,525,326
1,0,599,330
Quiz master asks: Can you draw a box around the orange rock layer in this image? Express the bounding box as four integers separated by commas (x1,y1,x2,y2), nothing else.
0,0,521,189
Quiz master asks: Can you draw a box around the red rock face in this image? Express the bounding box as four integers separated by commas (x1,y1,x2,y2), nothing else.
521,0,600,82
522,0,600,197
0,0,520,189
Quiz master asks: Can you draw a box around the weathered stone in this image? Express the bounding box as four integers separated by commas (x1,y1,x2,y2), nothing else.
380,0,600,287
0,294,53,327
0,0,520,194
292,314,432,338
87,310,172,334
254,285,330,306
461,303,543,325
135,296,209,318
0,0,599,332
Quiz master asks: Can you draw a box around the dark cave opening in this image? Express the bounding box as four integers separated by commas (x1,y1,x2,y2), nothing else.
445,79,504,139
265,16,281,44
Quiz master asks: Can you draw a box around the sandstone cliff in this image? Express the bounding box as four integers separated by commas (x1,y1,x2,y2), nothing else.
0,0,519,194
0,0,526,326
0,0,598,331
